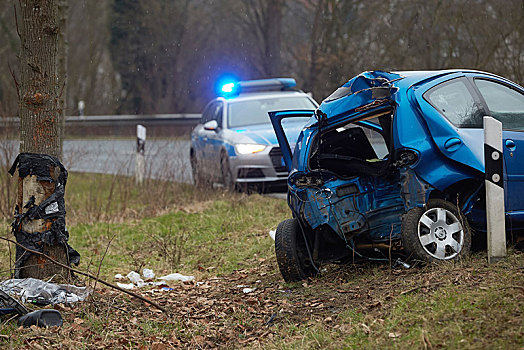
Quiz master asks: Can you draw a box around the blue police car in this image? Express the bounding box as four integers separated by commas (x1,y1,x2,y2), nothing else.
190,78,317,191
270,70,524,281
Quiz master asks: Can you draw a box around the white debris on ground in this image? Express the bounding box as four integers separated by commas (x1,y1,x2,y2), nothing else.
114,269,195,289
269,230,276,240
158,273,195,282
235,285,255,294
127,271,145,287
142,268,155,279
116,282,135,290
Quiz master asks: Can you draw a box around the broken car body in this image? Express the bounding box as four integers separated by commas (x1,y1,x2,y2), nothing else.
270,70,524,281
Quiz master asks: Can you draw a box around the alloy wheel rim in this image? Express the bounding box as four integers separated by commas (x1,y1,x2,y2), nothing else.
417,207,464,260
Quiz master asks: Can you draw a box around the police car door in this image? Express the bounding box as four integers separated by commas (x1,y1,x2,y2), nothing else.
205,101,224,178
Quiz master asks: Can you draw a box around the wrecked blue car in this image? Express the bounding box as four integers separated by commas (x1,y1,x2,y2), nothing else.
270,70,524,281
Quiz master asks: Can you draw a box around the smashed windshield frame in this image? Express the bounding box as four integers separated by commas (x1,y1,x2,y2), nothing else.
228,96,316,128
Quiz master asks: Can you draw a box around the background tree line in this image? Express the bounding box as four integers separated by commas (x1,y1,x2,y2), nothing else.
1,0,523,117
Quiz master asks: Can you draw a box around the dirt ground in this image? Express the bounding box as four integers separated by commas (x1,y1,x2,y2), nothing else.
3,249,523,349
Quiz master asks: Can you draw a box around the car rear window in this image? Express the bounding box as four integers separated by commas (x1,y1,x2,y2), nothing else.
424,78,484,128
228,96,316,128
475,79,524,131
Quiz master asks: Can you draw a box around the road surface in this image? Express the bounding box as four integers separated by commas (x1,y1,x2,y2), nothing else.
1,139,193,183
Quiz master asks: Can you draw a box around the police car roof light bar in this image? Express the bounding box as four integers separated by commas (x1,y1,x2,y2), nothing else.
221,78,297,96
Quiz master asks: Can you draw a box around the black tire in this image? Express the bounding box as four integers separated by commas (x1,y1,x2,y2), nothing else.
275,218,318,282
401,199,471,263
220,153,234,190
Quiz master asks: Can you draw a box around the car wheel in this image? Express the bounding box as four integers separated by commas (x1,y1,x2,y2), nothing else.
401,199,471,262
220,153,234,189
275,218,318,282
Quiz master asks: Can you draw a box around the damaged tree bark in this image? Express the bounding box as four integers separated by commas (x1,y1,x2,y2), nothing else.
12,0,77,280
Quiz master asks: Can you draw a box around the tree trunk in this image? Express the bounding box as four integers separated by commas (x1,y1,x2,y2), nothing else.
15,0,72,281
264,0,282,76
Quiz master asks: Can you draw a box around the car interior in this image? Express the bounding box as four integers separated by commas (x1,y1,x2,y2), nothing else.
308,113,393,178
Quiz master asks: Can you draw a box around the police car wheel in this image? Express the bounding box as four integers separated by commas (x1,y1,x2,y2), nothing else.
275,218,318,282
401,199,471,262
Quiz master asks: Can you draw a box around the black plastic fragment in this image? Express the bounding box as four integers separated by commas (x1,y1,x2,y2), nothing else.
18,309,63,328
9,153,80,278
0,289,28,315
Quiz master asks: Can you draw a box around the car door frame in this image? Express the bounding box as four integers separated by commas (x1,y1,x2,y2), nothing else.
204,101,225,180
465,73,524,220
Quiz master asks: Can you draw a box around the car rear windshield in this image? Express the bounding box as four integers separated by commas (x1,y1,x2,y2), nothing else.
228,96,316,128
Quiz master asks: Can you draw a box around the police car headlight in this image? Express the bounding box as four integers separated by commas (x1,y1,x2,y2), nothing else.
235,144,267,154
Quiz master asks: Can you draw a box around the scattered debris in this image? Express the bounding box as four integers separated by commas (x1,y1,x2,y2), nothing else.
269,230,276,240
126,271,145,287
116,282,135,290
142,268,155,279
0,278,90,305
18,309,63,328
158,273,194,282
114,269,195,289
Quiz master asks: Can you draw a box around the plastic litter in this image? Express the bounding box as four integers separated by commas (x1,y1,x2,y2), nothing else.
269,230,276,240
157,273,194,282
0,278,90,305
242,288,255,294
114,269,195,289
114,274,125,279
116,282,135,290
142,268,155,280
126,271,143,284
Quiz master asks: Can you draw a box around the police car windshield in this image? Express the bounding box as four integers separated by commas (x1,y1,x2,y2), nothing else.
228,96,315,128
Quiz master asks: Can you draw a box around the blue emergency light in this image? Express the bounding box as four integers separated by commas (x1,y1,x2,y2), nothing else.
219,78,297,97
221,83,235,93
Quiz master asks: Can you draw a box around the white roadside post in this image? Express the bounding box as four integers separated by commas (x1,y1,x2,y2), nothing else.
136,124,146,185
484,116,506,263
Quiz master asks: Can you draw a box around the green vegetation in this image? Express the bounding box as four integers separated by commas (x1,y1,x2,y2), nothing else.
0,173,522,349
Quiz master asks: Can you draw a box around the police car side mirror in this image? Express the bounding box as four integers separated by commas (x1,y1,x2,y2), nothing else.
204,120,218,131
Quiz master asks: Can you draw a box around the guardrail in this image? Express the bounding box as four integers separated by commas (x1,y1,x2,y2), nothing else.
0,114,202,127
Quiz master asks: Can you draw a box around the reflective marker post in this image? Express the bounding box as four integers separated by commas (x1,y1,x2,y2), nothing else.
136,125,146,185
484,116,506,263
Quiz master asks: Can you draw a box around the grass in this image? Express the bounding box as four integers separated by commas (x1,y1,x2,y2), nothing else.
0,172,522,348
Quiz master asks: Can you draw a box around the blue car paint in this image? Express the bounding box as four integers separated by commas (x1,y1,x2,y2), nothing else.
270,70,524,251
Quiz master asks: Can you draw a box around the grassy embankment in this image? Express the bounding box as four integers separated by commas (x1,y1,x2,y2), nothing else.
0,172,522,349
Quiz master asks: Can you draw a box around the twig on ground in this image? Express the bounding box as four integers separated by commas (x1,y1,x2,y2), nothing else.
0,236,167,313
